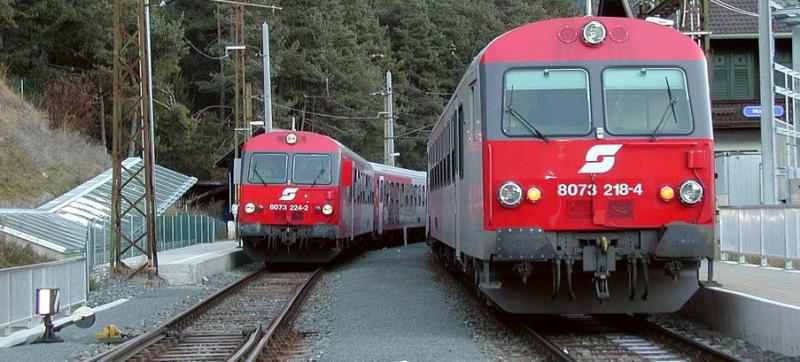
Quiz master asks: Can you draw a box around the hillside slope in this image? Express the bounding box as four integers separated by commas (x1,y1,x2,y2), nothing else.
0,77,110,208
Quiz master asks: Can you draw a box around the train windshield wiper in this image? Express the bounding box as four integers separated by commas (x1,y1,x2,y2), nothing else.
504,93,549,142
310,168,325,187
253,168,268,185
650,76,679,141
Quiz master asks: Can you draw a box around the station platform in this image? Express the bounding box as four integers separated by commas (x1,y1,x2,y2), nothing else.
680,260,800,357
122,241,248,285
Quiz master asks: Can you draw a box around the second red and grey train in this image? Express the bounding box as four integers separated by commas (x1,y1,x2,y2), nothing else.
237,130,426,263
428,17,714,314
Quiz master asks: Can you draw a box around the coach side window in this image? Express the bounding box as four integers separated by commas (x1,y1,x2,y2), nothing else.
458,104,464,180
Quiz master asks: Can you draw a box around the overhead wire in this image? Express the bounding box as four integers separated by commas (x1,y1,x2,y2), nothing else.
273,103,379,121
709,0,758,17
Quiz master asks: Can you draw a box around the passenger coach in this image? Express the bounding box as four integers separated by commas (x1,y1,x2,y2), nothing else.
238,130,425,263
428,17,714,313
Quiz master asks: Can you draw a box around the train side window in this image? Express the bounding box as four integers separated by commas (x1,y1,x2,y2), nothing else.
458,104,464,179
469,82,477,142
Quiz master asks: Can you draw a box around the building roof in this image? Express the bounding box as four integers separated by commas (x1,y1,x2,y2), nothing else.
709,0,791,38
0,158,197,256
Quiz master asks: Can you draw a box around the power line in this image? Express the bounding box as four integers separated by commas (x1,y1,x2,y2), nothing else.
273,103,379,121
185,37,228,60
709,0,758,17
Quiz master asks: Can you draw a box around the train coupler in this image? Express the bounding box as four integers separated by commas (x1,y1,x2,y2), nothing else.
593,268,611,301
664,260,683,281
514,261,532,284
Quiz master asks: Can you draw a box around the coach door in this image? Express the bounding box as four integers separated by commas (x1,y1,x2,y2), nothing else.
378,176,385,235
453,105,464,263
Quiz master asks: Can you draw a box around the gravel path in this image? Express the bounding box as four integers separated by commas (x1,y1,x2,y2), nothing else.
293,242,546,362
0,262,261,362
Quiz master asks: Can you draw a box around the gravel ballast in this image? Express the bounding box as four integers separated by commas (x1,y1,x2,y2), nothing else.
0,262,261,362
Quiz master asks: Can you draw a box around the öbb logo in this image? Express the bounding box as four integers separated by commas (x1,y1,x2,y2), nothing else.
279,187,300,201
578,144,622,174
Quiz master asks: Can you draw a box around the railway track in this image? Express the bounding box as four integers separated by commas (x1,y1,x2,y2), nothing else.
521,314,745,362
88,268,321,362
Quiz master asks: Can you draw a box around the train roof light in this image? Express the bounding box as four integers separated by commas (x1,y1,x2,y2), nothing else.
286,133,298,145
582,21,606,46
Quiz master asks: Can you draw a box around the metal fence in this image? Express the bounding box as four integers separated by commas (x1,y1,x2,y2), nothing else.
0,257,87,336
719,205,800,269
85,213,226,267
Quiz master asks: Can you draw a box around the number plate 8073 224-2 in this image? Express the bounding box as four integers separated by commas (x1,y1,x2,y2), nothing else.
268,204,310,211
556,183,643,197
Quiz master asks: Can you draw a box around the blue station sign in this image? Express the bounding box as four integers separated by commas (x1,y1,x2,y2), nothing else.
743,105,785,118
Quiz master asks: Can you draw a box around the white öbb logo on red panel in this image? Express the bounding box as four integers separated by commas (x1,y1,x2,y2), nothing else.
279,187,300,201
578,144,622,174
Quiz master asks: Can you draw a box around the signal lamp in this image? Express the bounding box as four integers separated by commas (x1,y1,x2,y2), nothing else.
659,186,675,202
526,186,542,203
679,180,703,205
322,204,334,215
286,133,298,144
244,203,256,214
497,181,523,208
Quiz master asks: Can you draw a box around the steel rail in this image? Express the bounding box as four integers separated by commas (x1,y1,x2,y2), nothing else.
637,316,744,362
87,268,266,362
519,322,577,362
244,268,323,362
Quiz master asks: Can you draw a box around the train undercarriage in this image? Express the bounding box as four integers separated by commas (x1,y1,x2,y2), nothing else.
240,223,352,263
431,223,714,314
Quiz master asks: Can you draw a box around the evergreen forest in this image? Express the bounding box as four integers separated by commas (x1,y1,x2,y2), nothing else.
0,0,578,179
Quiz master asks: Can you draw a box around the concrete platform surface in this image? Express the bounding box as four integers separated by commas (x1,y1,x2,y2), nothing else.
124,241,247,286
683,260,800,357
700,260,800,307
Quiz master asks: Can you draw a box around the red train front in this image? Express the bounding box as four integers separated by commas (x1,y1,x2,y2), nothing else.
428,17,714,313
238,130,370,263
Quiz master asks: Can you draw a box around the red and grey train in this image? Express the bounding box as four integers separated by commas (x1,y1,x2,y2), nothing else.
428,17,714,313
238,130,426,263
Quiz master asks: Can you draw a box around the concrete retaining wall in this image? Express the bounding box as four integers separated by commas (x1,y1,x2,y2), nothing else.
680,287,800,357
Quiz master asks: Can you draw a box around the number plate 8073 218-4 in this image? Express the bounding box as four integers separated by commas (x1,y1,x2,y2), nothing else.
556,183,643,197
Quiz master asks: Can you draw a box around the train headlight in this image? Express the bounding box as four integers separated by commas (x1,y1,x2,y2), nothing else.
244,203,256,214
497,181,523,208
582,21,607,46
286,133,298,145
659,186,675,202
322,204,334,215
526,186,542,203
678,180,703,205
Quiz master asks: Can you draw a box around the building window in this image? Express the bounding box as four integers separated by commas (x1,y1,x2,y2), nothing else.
712,50,755,100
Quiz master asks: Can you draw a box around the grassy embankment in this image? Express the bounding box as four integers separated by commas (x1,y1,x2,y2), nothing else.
0,70,110,267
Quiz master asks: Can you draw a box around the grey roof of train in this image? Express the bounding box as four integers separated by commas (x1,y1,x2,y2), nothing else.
370,162,427,181
0,158,197,256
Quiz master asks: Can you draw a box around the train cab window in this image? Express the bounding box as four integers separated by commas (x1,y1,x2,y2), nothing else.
502,68,590,136
248,153,288,184
292,154,332,185
603,68,693,135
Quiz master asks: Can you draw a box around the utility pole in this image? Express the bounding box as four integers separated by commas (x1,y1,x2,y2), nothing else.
111,0,158,277
384,70,396,166
759,0,777,204
262,22,273,132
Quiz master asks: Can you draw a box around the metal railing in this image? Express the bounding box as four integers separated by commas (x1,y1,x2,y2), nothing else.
719,205,800,269
0,257,87,336
85,213,226,267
